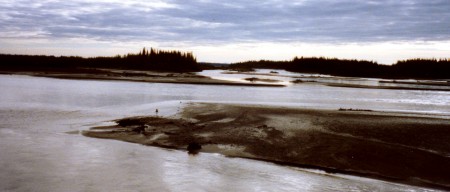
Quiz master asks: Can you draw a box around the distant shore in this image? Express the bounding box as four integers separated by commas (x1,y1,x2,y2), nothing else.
83,103,450,190
224,70,450,91
4,69,450,92
325,82,450,91
0,69,284,87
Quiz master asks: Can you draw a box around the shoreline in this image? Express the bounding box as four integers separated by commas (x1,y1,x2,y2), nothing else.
326,83,450,91
220,70,450,91
83,103,450,190
4,69,450,91
0,70,285,87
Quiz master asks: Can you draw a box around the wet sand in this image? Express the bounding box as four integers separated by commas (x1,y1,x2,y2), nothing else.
83,103,450,190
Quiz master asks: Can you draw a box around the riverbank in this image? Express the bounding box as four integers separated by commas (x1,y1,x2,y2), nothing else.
222,70,450,91
83,103,450,190
325,83,450,91
0,69,284,87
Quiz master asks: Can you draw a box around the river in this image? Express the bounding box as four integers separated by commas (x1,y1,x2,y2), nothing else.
0,73,448,191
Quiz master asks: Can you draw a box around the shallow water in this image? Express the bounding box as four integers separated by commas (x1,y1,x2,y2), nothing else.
0,74,448,191
199,70,450,115
200,69,450,91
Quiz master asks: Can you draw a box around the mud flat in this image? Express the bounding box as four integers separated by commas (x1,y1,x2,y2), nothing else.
83,103,450,190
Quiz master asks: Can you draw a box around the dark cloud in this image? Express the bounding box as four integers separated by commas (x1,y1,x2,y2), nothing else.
1,0,449,44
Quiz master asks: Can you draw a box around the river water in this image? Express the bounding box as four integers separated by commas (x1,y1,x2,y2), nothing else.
0,73,448,192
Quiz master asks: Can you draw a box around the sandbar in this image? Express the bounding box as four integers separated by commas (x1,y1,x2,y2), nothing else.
83,103,450,190
1,69,284,87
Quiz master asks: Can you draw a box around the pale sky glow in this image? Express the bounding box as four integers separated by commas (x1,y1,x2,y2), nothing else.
1,0,449,64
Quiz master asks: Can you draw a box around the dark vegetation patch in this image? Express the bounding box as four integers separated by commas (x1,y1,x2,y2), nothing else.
228,58,450,79
0,48,199,73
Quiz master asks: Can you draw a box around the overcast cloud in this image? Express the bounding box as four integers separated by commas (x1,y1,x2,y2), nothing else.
1,0,450,43
1,0,449,63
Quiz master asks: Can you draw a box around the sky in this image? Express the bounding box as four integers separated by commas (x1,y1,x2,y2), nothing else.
0,0,449,64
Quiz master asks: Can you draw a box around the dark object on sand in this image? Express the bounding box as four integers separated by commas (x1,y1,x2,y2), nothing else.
187,142,202,154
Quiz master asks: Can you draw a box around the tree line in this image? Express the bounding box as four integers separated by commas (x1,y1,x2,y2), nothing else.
230,57,450,79
0,48,200,73
1,48,449,79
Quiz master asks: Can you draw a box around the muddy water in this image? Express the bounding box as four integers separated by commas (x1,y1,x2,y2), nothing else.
0,74,447,191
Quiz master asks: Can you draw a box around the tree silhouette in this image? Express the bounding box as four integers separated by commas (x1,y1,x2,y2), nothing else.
2,49,449,79
229,57,450,79
0,47,200,73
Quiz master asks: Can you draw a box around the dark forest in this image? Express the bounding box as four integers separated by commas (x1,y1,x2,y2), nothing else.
230,57,450,79
0,48,199,73
1,49,449,79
